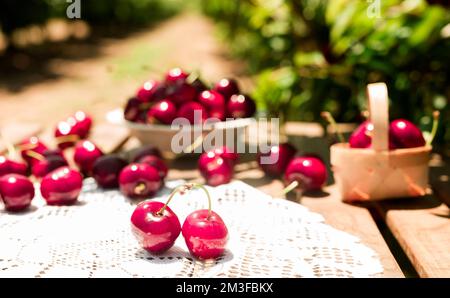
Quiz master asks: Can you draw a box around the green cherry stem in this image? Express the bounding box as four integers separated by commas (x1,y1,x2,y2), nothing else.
321,111,345,143
0,132,17,159
25,150,45,161
282,180,298,195
426,111,440,147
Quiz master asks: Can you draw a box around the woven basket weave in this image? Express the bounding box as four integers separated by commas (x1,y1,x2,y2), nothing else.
330,83,430,202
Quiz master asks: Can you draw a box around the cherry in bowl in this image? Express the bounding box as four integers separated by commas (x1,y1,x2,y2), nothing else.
227,94,256,119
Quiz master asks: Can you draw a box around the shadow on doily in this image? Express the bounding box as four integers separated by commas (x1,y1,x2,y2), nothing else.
0,205,38,215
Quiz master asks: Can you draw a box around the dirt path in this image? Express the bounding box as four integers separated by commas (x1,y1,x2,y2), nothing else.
0,12,252,129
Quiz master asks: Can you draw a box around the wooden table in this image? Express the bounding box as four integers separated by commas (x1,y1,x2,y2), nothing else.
2,122,449,278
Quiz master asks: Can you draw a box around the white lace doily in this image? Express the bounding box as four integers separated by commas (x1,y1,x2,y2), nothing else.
0,179,383,277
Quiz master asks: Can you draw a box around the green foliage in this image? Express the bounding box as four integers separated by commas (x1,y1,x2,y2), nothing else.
201,0,450,148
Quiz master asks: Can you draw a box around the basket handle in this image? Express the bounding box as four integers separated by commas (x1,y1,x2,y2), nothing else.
367,82,389,152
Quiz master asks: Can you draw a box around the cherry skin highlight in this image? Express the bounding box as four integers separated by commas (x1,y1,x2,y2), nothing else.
147,99,177,125
227,94,256,118
73,140,104,176
214,78,240,100
389,119,425,149
284,156,327,192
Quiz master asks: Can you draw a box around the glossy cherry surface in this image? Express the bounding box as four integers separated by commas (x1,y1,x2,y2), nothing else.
165,68,189,84
131,200,181,253
136,80,160,102
349,121,373,149
177,102,209,125
389,119,425,149
32,155,68,178
131,145,162,162
182,209,228,259
124,97,141,122
54,120,78,149
119,163,162,199
167,82,197,106
214,78,240,100
198,155,233,186
227,94,256,118
212,146,239,165
92,155,128,189
74,140,104,175
147,99,177,125
0,156,28,177
0,174,35,212
19,136,48,165
285,156,327,192
72,111,93,139
40,167,83,205
136,155,168,180
258,143,297,177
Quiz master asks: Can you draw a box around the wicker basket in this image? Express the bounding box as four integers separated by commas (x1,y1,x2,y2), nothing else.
330,83,431,202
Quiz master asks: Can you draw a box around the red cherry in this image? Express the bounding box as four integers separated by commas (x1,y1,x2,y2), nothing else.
198,90,225,111
92,155,128,189
349,121,373,149
177,102,209,125
198,154,233,186
74,140,104,175
0,174,35,212
227,94,256,118
214,78,240,100
257,143,297,177
40,167,83,205
119,163,162,199
147,99,177,125
389,119,425,149
182,209,228,259
131,201,181,253
285,156,327,192
131,145,162,162
72,111,93,138
19,136,48,165
32,155,68,179
136,80,160,102
212,146,239,165
54,120,78,149
124,97,142,122
0,156,28,177
167,82,197,106
136,155,168,180
165,68,189,84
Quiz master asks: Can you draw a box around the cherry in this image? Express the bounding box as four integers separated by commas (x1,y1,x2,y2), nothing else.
167,82,197,106
119,163,162,199
131,200,181,254
124,97,141,122
19,136,48,165
54,120,78,149
92,154,128,189
212,146,239,165
214,78,240,100
227,94,256,118
136,155,168,180
147,99,177,125
32,155,68,178
349,121,374,149
177,102,209,125
0,156,27,177
198,90,226,121
257,143,297,177
180,184,228,259
40,167,83,205
136,80,160,102
0,174,35,212
74,140,104,175
191,78,208,93
284,156,327,193
198,154,233,186
389,119,425,149
131,145,162,162
72,111,93,139
165,68,189,84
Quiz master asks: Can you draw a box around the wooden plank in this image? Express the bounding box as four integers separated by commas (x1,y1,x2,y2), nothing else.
0,123,42,153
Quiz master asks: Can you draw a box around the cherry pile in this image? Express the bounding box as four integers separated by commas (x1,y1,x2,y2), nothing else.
131,183,228,259
124,68,256,125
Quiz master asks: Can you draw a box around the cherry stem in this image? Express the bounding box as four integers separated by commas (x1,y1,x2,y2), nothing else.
426,111,440,147
17,142,38,151
321,111,345,143
55,134,79,144
134,182,147,195
361,110,370,119
158,183,212,219
0,132,17,159
25,150,45,161
282,180,299,195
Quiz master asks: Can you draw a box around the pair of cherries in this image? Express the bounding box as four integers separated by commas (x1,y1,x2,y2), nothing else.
257,143,328,194
124,68,256,125
131,183,228,259
198,146,239,186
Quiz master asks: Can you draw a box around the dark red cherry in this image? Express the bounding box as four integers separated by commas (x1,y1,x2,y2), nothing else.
389,119,425,149
136,80,160,102
42,148,65,159
131,145,162,162
165,68,189,84
40,167,83,205
74,140,104,175
119,163,162,199
285,156,327,192
214,78,240,100
32,155,68,179
198,155,233,186
198,90,226,121
0,174,35,212
124,97,141,122
191,78,208,93
92,154,128,189
227,94,256,118
19,136,48,165
0,156,28,177
131,200,181,254
182,209,228,259
147,99,177,125
136,155,168,180
167,82,197,106
177,102,209,125
257,143,297,177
